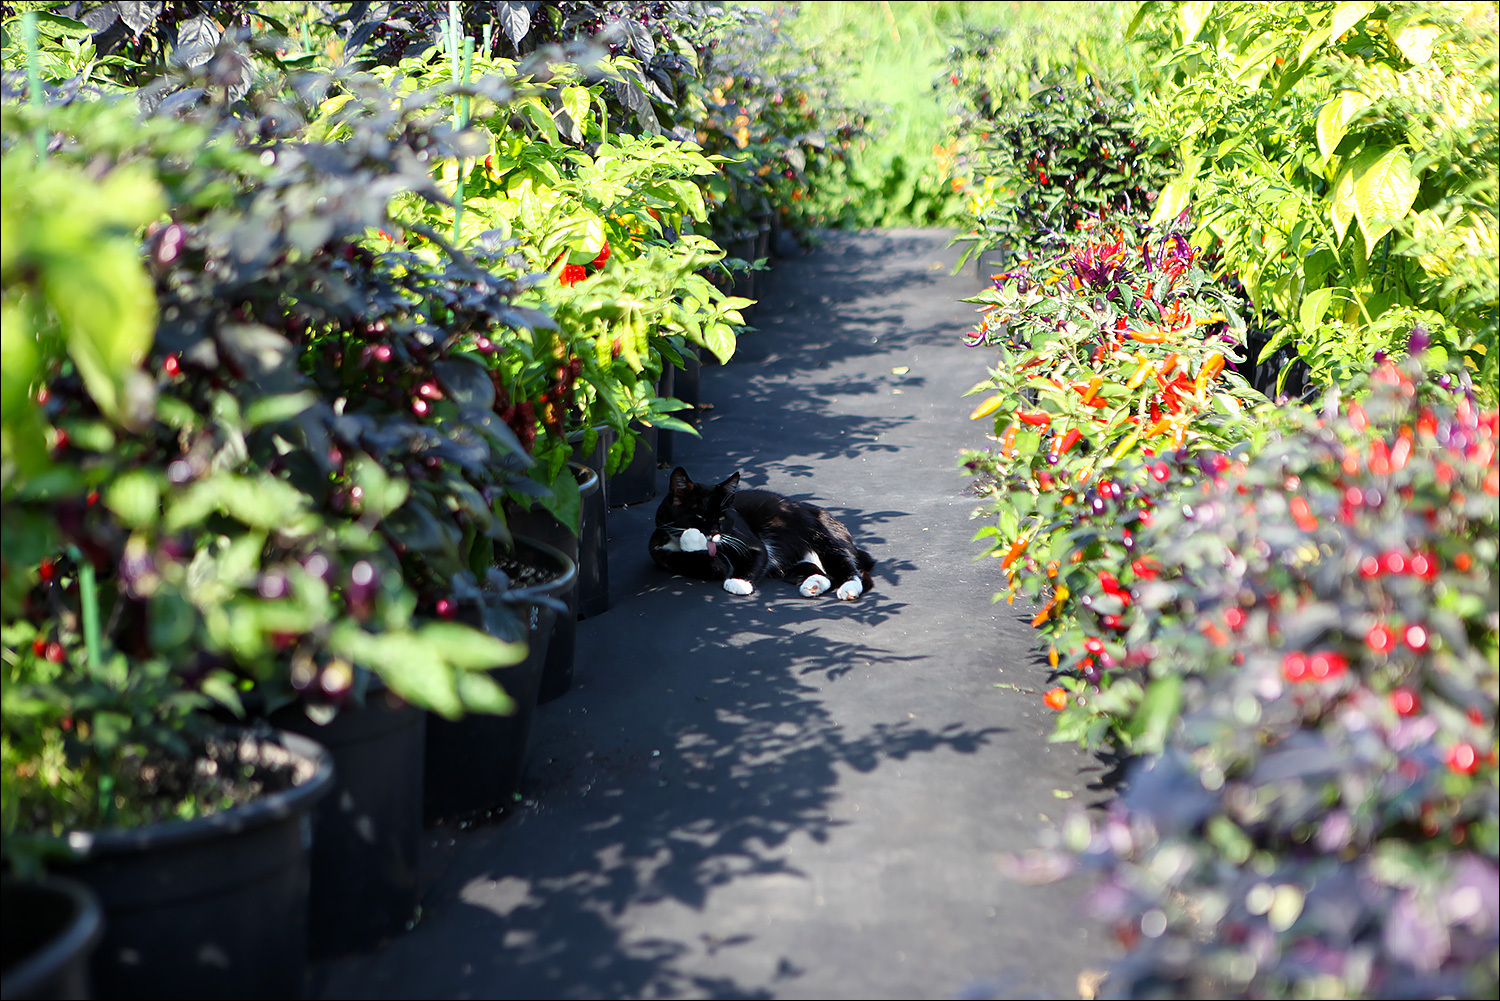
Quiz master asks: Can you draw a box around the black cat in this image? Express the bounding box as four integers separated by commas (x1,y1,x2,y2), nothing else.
649,467,875,599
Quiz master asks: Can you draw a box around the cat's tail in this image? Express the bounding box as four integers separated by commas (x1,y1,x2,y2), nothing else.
856,548,874,590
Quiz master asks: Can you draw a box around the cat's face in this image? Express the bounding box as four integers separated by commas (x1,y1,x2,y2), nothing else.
657,467,739,536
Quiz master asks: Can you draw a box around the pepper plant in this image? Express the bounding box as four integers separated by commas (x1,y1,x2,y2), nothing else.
1035,345,1498,998
1128,0,1498,397
365,40,746,490
947,63,1175,269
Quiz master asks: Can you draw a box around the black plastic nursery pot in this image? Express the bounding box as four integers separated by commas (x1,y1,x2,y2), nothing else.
674,346,701,412
731,231,758,319
753,213,772,263
272,683,424,958
62,730,334,1001
505,463,600,702
609,423,658,507
567,428,614,618
422,538,576,824
656,366,676,467
1,876,103,1001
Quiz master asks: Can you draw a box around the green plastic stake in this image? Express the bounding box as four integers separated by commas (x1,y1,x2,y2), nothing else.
22,9,45,158
63,546,104,674
453,36,474,242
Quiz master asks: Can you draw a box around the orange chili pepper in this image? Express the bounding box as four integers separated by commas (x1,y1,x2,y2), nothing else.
1131,328,1170,344
1080,376,1104,405
1017,410,1052,428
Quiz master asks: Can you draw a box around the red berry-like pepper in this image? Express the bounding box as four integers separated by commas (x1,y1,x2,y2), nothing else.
1390,688,1420,716
1043,687,1068,711
1308,651,1347,680
1367,623,1396,654
560,264,588,286
591,242,610,269
1403,624,1428,651
1447,743,1479,775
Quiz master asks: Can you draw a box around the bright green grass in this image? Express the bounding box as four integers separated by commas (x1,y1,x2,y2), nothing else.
744,1,1108,226
772,2,1006,161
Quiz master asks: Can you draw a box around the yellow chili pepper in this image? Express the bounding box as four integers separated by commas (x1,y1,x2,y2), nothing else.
1110,428,1142,460
969,395,1005,421
1127,357,1156,389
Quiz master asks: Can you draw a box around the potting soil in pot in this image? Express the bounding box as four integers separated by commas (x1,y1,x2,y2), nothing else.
62,729,333,1001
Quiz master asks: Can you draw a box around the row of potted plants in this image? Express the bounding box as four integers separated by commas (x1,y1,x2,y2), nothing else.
946,1,1497,996
1,2,856,996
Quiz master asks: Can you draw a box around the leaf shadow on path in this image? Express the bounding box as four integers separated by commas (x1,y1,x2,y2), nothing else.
315,580,1008,999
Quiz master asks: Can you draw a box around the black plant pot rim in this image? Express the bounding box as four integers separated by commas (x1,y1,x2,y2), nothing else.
570,461,599,495
565,424,612,445
64,729,334,859
0,874,104,996
506,536,578,602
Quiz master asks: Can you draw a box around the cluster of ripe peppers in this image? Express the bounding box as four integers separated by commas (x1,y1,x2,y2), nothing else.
971,310,1230,468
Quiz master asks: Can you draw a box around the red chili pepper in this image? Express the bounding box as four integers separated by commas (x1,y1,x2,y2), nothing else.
1058,429,1083,455
1017,410,1052,427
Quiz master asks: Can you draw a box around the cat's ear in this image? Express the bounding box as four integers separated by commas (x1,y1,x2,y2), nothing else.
717,471,740,496
668,467,693,496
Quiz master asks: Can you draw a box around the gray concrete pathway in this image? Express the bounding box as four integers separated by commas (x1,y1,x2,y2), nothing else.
319,230,1108,1000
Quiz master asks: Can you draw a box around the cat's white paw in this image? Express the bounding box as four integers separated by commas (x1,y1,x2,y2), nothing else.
835,578,864,601
799,574,831,597
722,578,754,595
679,527,708,553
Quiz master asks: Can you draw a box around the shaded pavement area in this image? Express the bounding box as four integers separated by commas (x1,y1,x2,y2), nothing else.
318,230,1110,999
